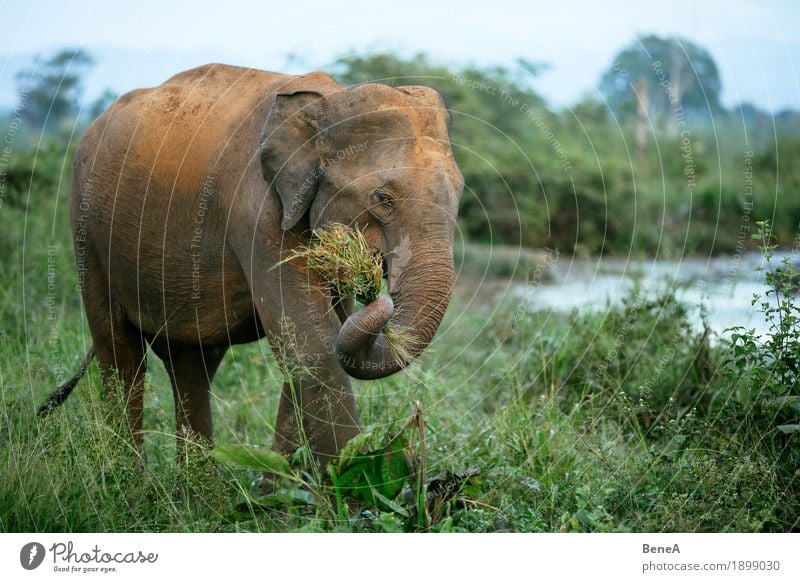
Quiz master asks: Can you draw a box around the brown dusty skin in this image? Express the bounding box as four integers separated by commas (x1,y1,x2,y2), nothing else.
64,63,463,465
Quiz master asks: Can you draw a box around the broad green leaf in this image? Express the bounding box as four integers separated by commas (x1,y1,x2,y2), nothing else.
334,429,375,468
256,489,317,508
212,444,293,476
763,396,800,411
331,433,411,507
576,509,601,529
777,424,800,434
232,488,316,517
372,490,410,517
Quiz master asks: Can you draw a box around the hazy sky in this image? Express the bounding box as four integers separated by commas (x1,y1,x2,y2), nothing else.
1,0,798,111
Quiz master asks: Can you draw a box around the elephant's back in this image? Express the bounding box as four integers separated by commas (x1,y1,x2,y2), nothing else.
162,62,286,91
73,63,287,212
82,64,287,177
72,64,284,255
69,64,288,339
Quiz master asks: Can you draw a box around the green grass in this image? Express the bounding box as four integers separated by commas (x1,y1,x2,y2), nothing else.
1,153,798,532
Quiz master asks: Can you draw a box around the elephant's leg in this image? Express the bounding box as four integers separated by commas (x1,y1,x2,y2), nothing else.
159,343,227,448
272,375,360,463
80,252,148,445
157,342,227,501
260,291,361,467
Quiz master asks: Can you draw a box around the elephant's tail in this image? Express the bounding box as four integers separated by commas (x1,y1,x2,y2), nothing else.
37,346,96,416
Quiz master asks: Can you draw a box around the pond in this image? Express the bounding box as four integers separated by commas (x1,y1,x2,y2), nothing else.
507,251,792,339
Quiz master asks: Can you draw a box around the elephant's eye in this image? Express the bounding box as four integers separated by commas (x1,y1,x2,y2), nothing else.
374,190,395,210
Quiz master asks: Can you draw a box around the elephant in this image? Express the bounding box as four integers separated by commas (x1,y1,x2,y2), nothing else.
39,63,464,467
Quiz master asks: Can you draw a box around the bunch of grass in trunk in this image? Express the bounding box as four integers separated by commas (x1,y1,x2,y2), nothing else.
277,223,414,365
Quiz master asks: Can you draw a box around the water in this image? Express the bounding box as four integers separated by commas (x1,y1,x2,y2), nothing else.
509,251,790,338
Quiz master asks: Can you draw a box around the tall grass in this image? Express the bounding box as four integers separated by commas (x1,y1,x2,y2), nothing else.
0,147,797,532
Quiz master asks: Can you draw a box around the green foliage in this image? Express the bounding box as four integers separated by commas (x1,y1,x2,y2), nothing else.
728,221,800,394
279,223,383,304
328,431,412,510
2,60,799,534
212,444,293,476
2,208,798,530
328,50,799,256
600,34,722,122
87,88,118,121
721,221,800,524
8,47,800,255
454,243,558,281
15,48,94,134
213,417,437,528
0,380,234,531
0,143,71,211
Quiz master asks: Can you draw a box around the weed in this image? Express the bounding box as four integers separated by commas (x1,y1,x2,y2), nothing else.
278,223,383,304
2,148,798,531
276,223,414,362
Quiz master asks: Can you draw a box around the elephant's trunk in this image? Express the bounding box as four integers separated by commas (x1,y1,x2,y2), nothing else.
336,239,453,380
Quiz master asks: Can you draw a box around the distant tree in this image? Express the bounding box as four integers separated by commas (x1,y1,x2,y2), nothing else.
88,88,118,120
569,97,610,126
599,35,722,131
15,48,94,132
514,58,549,83
774,108,800,137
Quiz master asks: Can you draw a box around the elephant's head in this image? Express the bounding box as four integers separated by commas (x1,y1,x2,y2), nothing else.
261,72,463,380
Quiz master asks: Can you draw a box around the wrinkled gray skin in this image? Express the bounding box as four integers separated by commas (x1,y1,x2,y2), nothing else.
70,64,463,465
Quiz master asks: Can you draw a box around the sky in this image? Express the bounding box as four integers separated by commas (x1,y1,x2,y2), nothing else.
1,0,798,112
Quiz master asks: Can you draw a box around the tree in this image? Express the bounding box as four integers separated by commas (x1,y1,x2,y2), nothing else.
88,88,119,120
15,48,94,133
599,35,722,132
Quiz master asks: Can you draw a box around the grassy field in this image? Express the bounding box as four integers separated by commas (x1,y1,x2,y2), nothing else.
1,165,798,533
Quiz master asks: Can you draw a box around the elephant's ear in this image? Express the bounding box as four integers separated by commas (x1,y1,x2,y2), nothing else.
261,88,325,231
